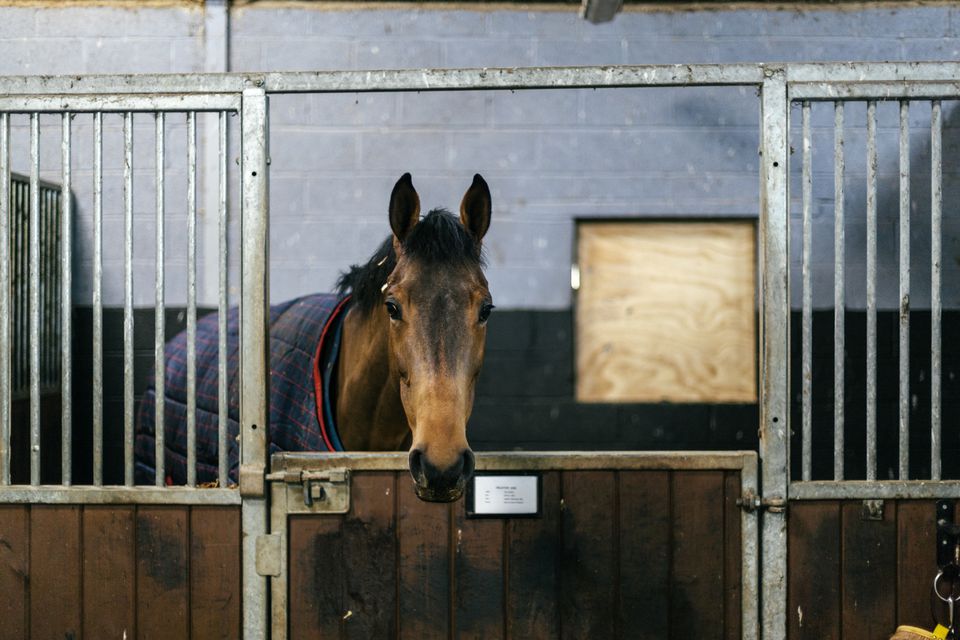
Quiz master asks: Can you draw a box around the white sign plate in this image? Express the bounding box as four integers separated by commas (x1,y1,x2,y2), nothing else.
472,475,539,515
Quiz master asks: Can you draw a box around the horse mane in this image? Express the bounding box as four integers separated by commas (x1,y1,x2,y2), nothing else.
336,209,485,316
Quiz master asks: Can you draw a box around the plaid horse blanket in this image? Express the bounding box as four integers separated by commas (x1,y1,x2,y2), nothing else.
135,293,349,485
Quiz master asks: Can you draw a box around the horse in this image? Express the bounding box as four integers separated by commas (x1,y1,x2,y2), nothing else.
135,173,492,503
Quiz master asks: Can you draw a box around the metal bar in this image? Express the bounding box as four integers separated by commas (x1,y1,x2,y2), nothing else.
898,100,910,481
0,486,239,505
241,86,270,639
786,62,960,83
740,454,760,640
218,110,229,487
123,111,134,487
789,81,960,101
801,101,812,482
791,480,960,501
29,113,40,486
93,112,103,487
269,466,290,640
866,100,878,482
155,112,166,487
833,102,845,482
931,100,943,481
758,68,789,640
187,111,197,488
61,113,72,485
0,113,9,486
0,94,241,114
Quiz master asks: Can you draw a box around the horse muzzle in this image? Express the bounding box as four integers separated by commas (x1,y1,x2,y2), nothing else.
408,448,475,503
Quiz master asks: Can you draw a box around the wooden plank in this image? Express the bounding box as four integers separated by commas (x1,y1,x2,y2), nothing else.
506,470,560,640
31,505,82,639
0,505,28,640
559,470,616,639
897,501,937,629
576,221,757,403
137,506,189,640
724,471,742,640
288,514,343,639
190,506,241,639
343,472,398,640
83,506,136,639
454,502,504,639
670,471,725,634
788,502,841,640
841,500,897,639
618,470,670,639
398,475,451,639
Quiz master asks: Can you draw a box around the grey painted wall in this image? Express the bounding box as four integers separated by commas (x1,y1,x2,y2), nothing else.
1,2,958,309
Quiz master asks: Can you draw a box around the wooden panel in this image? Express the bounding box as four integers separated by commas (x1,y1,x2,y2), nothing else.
618,470,670,638
343,473,397,640
289,515,343,639
31,505,82,639
576,221,757,403
137,506,189,640
0,505,28,640
559,470,616,639
841,501,897,639
723,471,742,640
454,505,503,639
897,501,937,629
190,506,241,639
788,502,841,640
671,471,725,633
83,506,136,639
505,471,560,640
398,477,451,640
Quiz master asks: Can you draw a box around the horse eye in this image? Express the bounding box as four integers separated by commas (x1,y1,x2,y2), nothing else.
385,300,401,320
479,303,494,324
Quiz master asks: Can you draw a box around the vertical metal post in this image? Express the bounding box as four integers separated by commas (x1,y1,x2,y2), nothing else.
155,112,166,486
187,111,197,488
241,85,270,638
741,453,760,640
931,100,942,481
93,112,103,487
61,113,72,485
758,68,789,640
29,113,41,486
832,101,845,481
218,110,229,487
800,101,812,482
124,112,135,487
865,101,877,482
0,113,9,486
898,100,910,480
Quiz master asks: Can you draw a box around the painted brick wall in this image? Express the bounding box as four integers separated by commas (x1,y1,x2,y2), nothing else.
0,3,958,309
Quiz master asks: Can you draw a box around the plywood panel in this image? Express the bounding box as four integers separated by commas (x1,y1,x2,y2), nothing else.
31,505,82,639
505,471,561,640
137,506,189,640
398,481,450,639
559,470,616,639
343,473,398,640
0,505,28,640
618,470,670,638
83,506,136,639
190,507,241,639
289,515,343,639
788,502,841,640
576,221,756,402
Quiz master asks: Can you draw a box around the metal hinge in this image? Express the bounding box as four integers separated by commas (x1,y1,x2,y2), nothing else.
256,534,282,577
266,468,351,514
737,489,787,514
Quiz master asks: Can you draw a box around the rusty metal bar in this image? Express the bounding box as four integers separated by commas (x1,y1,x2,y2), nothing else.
898,100,910,480
218,110,229,487
866,100,877,482
833,101,845,481
124,111,135,487
93,112,103,486
931,100,943,481
801,101,812,482
187,111,197,488
61,112,72,485
0,113,9,486
155,112,166,487
29,113,40,486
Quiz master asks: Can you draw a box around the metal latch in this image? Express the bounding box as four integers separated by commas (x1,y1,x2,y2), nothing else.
267,468,351,513
737,489,787,514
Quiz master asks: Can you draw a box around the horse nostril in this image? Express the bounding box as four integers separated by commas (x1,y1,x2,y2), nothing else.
461,450,476,481
409,449,425,482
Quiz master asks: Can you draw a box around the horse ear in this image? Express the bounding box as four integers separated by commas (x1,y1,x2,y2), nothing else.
389,173,420,243
460,173,491,243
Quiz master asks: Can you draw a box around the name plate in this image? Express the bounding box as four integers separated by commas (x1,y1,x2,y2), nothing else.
466,473,541,518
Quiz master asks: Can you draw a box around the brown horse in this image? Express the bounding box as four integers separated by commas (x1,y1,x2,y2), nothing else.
334,173,493,502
